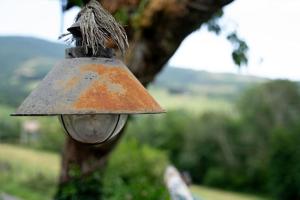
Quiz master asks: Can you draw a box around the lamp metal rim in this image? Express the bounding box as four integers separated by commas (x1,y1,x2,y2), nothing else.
11,110,166,117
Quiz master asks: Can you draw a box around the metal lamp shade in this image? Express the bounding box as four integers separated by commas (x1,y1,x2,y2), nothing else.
12,57,164,116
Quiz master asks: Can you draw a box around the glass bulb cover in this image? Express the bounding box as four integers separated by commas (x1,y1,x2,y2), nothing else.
60,114,128,144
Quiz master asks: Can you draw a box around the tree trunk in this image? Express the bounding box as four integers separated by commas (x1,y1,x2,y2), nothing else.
56,0,234,198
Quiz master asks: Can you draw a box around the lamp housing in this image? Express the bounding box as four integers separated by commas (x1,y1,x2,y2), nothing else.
12,48,164,144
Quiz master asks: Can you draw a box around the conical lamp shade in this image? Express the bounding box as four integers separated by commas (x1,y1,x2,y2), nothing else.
12,58,164,116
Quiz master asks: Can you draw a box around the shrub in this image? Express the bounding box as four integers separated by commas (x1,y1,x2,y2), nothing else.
55,139,170,200
102,139,170,200
268,127,300,200
126,110,191,166
34,118,65,153
0,106,21,142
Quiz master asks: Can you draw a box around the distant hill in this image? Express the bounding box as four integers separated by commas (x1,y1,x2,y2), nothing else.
0,36,265,107
0,36,64,71
0,37,65,106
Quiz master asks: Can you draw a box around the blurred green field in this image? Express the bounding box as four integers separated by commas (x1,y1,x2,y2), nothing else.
0,144,268,200
191,186,269,200
149,87,233,114
0,144,59,200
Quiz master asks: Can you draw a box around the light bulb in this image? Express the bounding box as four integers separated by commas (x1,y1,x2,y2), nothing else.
60,114,128,144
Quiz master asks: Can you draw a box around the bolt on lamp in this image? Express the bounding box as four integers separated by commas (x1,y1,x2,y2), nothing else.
12,0,164,145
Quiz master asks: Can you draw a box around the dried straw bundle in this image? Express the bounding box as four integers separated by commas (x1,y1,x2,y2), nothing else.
64,0,128,56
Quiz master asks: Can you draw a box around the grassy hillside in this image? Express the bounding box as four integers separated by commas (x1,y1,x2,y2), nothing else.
153,67,266,101
0,37,64,106
191,186,269,200
0,144,268,200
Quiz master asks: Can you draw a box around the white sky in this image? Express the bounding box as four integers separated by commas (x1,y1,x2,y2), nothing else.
0,0,299,80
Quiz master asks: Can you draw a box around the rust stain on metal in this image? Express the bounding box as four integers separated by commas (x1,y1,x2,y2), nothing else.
64,76,81,91
73,64,161,111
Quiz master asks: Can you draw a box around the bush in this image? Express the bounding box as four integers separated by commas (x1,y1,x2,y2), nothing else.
0,105,21,142
55,168,103,200
34,118,65,153
0,106,65,153
203,168,228,187
178,112,236,184
126,110,191,166
0,118,21,142
55,139,170,200
268,127,300,200
125,80,300,198
103,139,170,200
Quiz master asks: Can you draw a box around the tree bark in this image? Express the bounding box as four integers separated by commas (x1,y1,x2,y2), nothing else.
57,0,234,194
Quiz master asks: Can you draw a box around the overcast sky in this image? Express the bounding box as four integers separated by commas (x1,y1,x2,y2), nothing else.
0,0,299,80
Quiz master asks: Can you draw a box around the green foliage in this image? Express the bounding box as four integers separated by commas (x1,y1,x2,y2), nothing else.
206,10,224,35
227,32,249,66
63,0,84,11
0,144,59,200
179,112,237,184
54,139,169,200
203,168,228,187
126,110,190,164
204,80,300,197
126,110,240,186
0,108,65,153
0,141,169,200
206,11,249,67
268,127,300,200
55,169,103,200
34,118,65,153
0,105,21,142
103,139,169,200
1,143,268,200
129,80,300,199
238,80,300,129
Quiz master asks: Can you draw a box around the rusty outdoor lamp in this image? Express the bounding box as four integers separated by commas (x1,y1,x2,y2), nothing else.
12,1,164,144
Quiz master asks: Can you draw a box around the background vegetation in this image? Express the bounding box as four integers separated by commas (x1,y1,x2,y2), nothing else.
1,37,299,200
